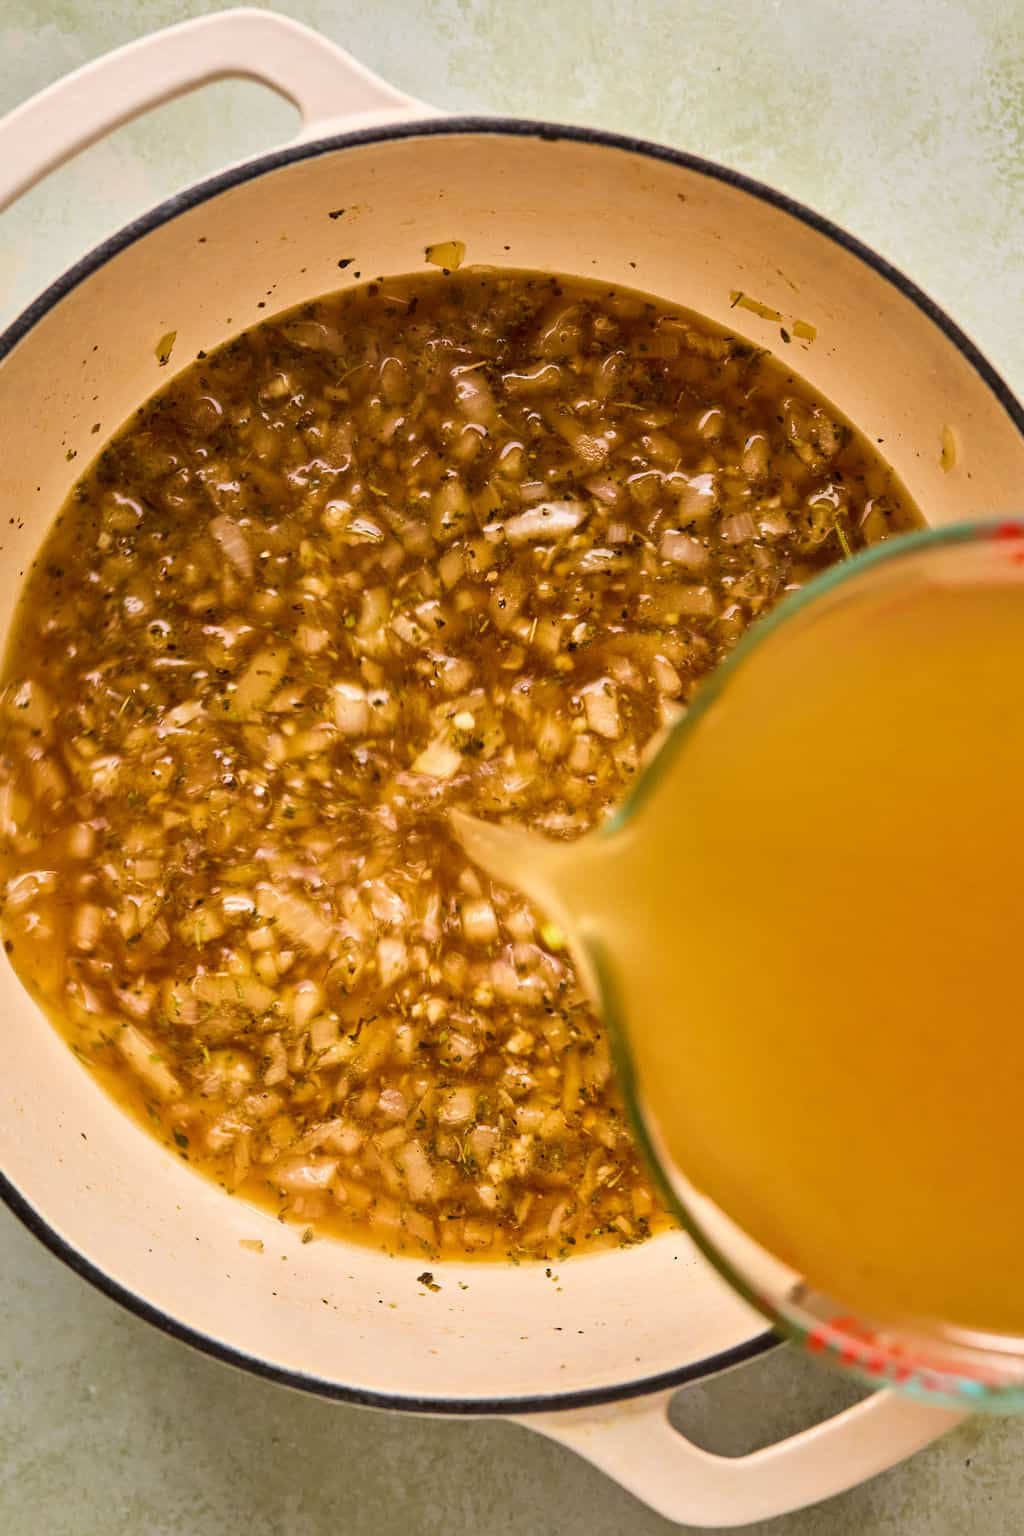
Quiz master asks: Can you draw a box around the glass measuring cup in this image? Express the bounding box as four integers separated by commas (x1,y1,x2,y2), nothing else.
455,518,1024,1411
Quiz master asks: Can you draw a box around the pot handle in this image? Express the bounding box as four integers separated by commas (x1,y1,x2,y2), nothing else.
0,6,431,213
519,1387,964,1528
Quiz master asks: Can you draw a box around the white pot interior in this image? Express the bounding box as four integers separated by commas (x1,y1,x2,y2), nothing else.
1,125,1022,1408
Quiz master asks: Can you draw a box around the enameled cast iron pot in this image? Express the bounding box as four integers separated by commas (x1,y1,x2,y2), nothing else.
3,11,1023,1526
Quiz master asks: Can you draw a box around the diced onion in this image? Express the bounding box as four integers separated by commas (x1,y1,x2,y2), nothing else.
502,501,588,545
582,679,622,740
461,898,498,946
331,682,370,736
255,887,333,955
376,936,409,988
209,514,253,579
438,1086,477,1127
720,512,757,544
411,737,462,778
232,648,289,719
659,530,709,571
115,1023,182,1100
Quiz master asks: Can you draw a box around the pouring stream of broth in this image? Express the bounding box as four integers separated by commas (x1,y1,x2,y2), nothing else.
453,523,1024,1338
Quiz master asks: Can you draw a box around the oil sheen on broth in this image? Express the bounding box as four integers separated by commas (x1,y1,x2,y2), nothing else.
0,272,919,1261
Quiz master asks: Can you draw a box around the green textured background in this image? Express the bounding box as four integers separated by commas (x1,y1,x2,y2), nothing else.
1,3,1022,1532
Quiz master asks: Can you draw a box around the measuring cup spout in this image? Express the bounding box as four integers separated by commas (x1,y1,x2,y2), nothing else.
449,810,581,926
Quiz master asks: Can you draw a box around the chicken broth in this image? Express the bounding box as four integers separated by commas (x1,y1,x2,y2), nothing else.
0,271,919,1260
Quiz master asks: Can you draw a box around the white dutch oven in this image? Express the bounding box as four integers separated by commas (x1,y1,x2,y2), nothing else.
2,11,1022,1527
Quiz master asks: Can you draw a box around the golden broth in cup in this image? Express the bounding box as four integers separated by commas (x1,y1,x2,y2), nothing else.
472,533,1024,1331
